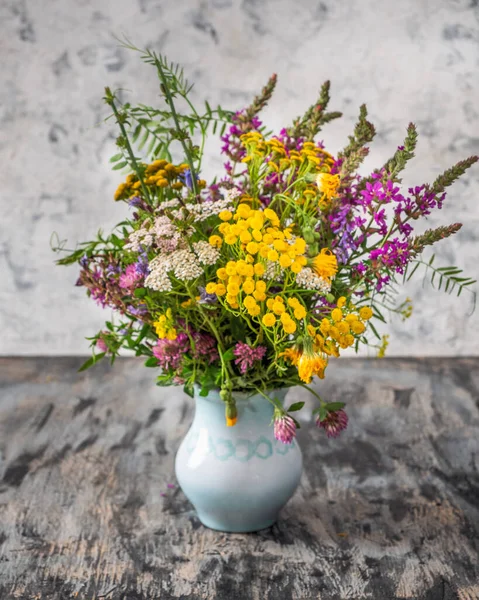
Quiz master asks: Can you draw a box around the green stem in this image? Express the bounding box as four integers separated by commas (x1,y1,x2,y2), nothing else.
154,62,199,196
106,92,151,203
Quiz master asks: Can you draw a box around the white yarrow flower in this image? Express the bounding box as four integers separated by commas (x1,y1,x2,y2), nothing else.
193,240,220,266
295,267,331,292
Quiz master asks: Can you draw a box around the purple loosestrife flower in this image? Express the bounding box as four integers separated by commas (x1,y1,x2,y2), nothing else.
360,174,406,213
153,334,189,371
375,275,390,291
233,342,267,374
80,255,89,268
409,185,446,216
276,128,305,151
370,237,410,274
90,288,107,308
317,409,348,438
360,178,384,209
373,208,388,236
274,413,297,445
382,179,405,204
355,262,367,276
398,222,413,237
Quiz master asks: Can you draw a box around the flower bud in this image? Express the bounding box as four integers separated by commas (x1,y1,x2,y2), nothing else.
225,401,237,427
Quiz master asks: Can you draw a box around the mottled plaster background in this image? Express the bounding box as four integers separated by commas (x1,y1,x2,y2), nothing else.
1,0,479,355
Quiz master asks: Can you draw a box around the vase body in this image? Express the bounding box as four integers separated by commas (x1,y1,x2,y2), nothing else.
175,388,302,532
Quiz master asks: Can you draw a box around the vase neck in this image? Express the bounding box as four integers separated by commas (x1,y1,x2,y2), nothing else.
192,388,287,430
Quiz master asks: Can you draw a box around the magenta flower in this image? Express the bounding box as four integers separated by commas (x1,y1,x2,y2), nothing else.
317,409,348,438
96,337,108,353
119,264,142,289
233,342,267,374
274,414,296,445
192,332,219,363
152,334,189,371
369,237,410,274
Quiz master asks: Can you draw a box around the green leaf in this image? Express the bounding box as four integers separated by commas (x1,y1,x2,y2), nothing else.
134,288,147,298
291,416,301,430
183,382,194,398
109,153,123,163
156,374,173,386
112,161,128,171
222,347,235,362
287,401,305,412
325,401,345,412
318,405,328,422
144,357,158,367
372,305,386,323
406,261,420,282
78,353,105,372
132,124,142,143
368,321,381,340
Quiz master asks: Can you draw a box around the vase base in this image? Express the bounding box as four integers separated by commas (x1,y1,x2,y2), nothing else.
196,511,276,533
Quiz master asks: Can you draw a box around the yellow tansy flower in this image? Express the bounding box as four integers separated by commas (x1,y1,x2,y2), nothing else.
262,313,276,327
205,282,217,294
254,263,265,276
219,210,233,221
331,308,343,322
351,321,366,335
359,306,373,320
209,235,222,248
294,306,307,320
242,279,255,294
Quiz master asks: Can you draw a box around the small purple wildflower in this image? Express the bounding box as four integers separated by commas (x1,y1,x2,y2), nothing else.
134,251,150,277
317,409,348,438
179,168,197,190
198,286,217,305
233,342,267,374
106,263,120,277
192,332,219,363
274,414,296,445
128,304,148,317
153,334,189,371
128,196,143,208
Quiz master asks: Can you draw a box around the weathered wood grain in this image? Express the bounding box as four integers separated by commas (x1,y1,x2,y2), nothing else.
0,357,478,600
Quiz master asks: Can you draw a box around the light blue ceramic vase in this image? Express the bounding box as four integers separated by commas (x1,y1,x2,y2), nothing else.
175,387,303,532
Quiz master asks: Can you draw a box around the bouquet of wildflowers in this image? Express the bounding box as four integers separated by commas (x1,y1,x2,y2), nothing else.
55,41,477,444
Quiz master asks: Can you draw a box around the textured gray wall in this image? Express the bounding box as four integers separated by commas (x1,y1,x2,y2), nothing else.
1,0,478,355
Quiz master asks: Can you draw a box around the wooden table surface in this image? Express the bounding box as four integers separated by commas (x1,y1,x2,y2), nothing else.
0,357,478,600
